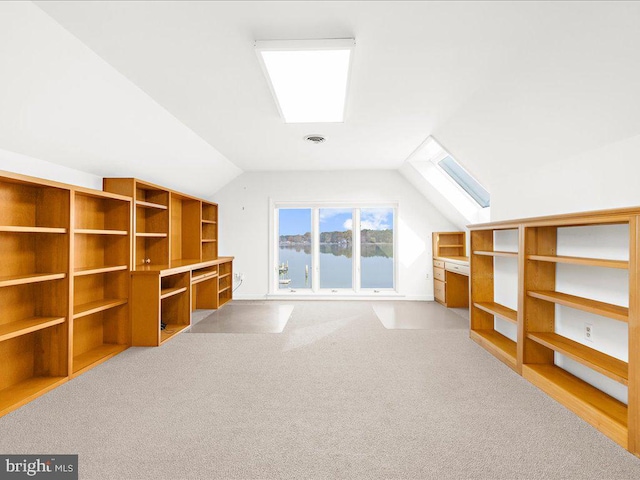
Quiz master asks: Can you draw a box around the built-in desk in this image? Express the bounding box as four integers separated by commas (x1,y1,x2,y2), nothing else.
433,256,469,308
131,256,233,346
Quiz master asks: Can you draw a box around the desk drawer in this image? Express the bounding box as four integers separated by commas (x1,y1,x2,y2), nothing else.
433,267,445,282
434,279,445,302
433,259,445,269
445,262,470,276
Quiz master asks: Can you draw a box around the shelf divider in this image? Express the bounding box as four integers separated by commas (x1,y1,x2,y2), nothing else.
523,364,628,448
473,250,518,258
73,298,127,319
527,332,628,385
74,265,128,277
528,290,628,323
474,302,517,324
0,317,66,343
0,272,66,288
75,228,128,236
0,226,67,234
527,254,628,269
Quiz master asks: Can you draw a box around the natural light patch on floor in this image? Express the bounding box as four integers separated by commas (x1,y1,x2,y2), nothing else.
282,316,355,351
190,305,294,334
372,302,468,330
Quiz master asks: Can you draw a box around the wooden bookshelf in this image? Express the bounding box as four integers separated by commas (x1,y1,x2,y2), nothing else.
0,172,71,417
103,177,232,346
469,207,640,456
71,189,131,376
469,226,520,372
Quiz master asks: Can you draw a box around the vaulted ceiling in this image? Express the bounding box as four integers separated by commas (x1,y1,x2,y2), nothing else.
3,2,640,205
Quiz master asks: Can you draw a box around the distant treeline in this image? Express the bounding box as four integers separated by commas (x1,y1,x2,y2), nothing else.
280,229,392,245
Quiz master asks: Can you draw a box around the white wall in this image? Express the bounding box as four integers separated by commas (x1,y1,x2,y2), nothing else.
0,2,241,199
490,133,640,221
213,170,457,299
0,147,102,190
489,139,638,403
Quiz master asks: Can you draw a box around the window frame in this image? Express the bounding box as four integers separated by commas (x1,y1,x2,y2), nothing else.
269,201,398,296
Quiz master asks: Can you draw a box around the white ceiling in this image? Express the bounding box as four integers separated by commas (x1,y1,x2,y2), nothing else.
33,0,538,174
5,1,640,204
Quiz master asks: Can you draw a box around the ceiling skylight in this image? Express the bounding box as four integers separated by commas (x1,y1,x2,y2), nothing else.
255,39,355,123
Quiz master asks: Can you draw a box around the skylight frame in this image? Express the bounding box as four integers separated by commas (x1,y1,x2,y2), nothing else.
255,38,356,124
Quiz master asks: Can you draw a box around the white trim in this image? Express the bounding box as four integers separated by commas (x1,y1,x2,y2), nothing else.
233,294,269,301
272,202,397,296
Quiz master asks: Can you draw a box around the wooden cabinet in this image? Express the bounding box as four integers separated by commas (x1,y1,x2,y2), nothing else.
131,257,233,346
469,208,640,456
432,231,469,307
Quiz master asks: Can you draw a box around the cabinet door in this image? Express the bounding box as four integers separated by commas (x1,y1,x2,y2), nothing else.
434,279,446,303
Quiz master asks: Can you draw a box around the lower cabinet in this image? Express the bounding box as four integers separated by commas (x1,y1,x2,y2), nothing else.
131,258,234,346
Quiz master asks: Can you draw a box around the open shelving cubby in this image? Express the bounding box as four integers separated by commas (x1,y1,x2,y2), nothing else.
0,173,70,416
218,261,233,307
469,225,520,372
201,201,218,261
469,208,640,456
71,189,131,376
521,220,631,448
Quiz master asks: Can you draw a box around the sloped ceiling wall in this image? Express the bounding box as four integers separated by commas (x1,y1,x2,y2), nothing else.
0,2,241,198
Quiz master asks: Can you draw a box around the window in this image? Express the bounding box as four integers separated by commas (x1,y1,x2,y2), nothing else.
272,204,396,294
438,156,490,208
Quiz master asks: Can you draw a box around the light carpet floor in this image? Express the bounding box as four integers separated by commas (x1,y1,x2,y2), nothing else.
1,301,639,479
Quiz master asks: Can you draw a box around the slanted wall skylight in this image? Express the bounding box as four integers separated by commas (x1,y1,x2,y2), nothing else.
255,39,355,123
406,137,490,224
438,156,490,208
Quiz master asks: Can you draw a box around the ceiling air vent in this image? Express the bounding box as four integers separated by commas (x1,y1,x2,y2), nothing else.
304,134,326,144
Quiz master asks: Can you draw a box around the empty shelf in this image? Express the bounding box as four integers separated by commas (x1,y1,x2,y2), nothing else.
218,286,231,294
473,250,518,258
528,290,628,323
527,332,628,385
523,364,628,448
0,377,67,417
0,317,66,343
474,302,517,324
74,265,128,277
201,239,217,243
160,286,187,300
73,344,128,375
0,272,66,288
470,329,517,370
74,298,127,319
0,226,66,234
135,232,167,238
75,229,128,235
527,255,628,269
135,200,168,210
201,220,217,224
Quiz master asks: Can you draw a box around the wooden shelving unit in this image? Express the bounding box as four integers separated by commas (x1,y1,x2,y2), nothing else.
71,189,131,376
201,202,218,261
432,231,469,308
103,178,170,267
0,172,70,417
103,177,233,347
0,171,233,415
469,208,640,456
469,225,520,372
218,261,233,307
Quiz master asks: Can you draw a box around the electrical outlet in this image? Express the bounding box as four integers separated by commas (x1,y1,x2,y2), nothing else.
426,273,430,279
585,323,594,342
234,272,244,281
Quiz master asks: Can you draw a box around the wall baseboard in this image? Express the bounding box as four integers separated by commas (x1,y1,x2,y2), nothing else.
232,293,435,302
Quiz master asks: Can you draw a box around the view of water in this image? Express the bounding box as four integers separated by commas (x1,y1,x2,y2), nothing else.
278,244,393,290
